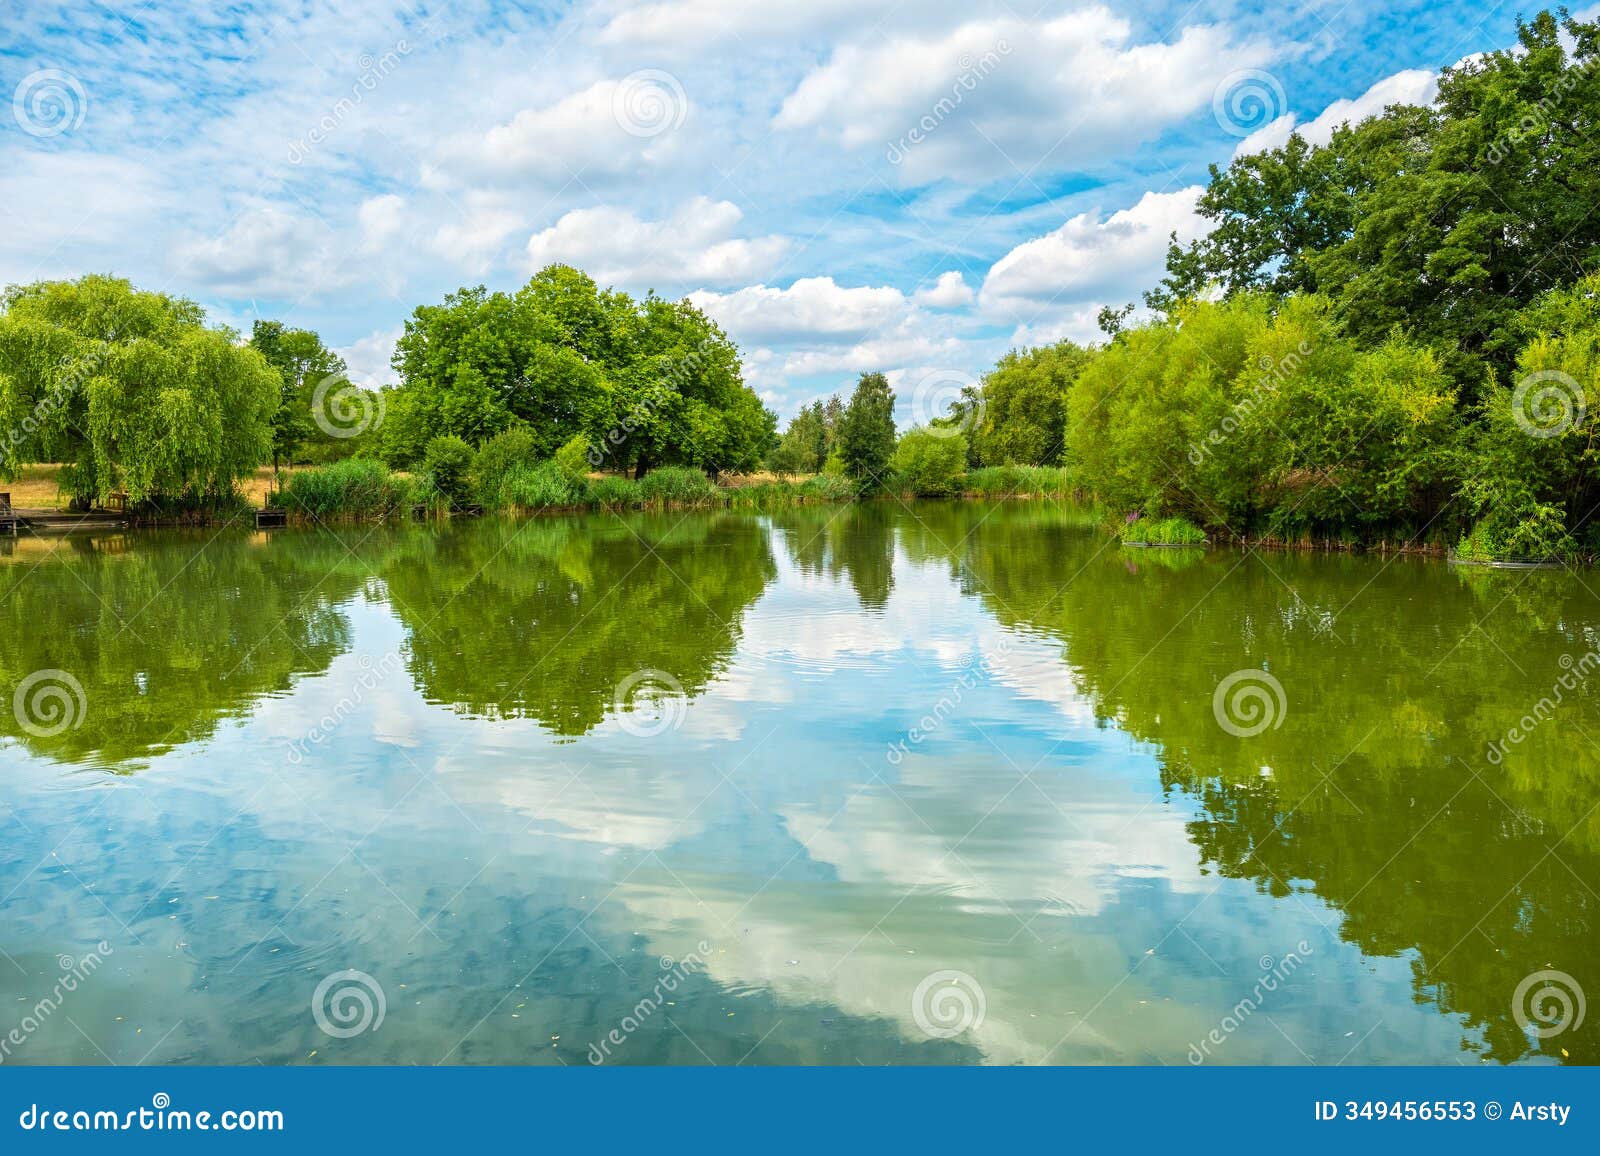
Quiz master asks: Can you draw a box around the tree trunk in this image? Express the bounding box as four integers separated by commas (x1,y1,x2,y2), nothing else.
634,458,649,480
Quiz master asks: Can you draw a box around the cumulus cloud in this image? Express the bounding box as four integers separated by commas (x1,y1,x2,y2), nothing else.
524,198,788,288
981,187,1205,322
337,326,403,390
174,207,355,299
690,277,912,343
1233,68,1439,157
776,8,1275,181
913,270,974,308
435,76,688,184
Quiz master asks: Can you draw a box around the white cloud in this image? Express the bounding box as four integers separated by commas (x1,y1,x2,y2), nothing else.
336,326,403,390
439,77,687,184
430,195,524,275
777,9,1275,181
913,270,974,308
524,198,788,288
357,194,407,252
690,277,911,343
981,187,1205,320
174,207,354,299
1234,68,1438,157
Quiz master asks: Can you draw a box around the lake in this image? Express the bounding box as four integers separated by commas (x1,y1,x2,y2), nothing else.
1,501,1594,1065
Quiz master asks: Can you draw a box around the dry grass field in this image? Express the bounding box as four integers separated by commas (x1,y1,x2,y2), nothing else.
3,464,298,511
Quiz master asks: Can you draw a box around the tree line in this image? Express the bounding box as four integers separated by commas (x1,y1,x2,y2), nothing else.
869,9,1599,560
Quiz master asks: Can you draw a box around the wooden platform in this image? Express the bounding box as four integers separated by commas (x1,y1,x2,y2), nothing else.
4,507,130,533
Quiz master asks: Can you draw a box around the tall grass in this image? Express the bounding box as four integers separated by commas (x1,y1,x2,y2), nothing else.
963,465,1074,497
274,459,417,520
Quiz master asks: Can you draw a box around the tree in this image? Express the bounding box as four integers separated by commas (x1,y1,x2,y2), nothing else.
0,275,277,506
837,371,896,491
971,341,1091,466
384,265,776,476
769,399,832,475
890,427,968,495
247,320,347,472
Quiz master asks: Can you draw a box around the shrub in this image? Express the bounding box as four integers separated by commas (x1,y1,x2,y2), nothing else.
423,435,475,508
1120,516,1207,545
963,464,1073,497
499,462,581,510
472,427,540,507
588,475,643,507
797,473,855,502
638,466,717,506
889,428,967,496
554,434,592,483
274,458,414,519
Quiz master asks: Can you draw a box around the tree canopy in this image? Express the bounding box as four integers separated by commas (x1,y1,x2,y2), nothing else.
382,264,776,476
0,275,277,505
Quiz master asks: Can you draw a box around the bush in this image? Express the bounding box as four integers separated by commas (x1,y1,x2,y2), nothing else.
275,459,414,519
588,475,643,507
499,462,581,510
472,427,539,506
963,464,1073,497
797,473,855,502
554,434,592,483
638,466,717,506
890,427,967,496
423,435,475,508
1120,516,1208,545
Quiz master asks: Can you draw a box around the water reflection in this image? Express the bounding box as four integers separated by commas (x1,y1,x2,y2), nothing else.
0,504,1594,1065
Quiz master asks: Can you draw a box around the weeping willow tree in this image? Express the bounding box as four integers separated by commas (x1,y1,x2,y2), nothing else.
0,275,278,506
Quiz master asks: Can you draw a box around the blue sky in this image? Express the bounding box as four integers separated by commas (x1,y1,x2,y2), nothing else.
0,1,1547,425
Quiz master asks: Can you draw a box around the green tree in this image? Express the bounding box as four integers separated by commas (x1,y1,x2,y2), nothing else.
971,342,1091,466
247,320,347,472
385,265,775,476
890,427,968,495
837,372,896,491
0,275,277,506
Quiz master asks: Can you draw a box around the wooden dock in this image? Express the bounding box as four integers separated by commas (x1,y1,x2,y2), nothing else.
0,494,129,534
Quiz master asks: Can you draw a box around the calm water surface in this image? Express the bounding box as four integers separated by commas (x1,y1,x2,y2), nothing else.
1,502,1595,1065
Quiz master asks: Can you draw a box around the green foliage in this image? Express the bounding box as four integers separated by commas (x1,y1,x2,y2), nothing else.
471,427,540,507
0,275,277,504
499,461,583,510
274,458,415,520
587,475,643,508
637,465,717,506
970,342,1091,466
248,320,348,468
963,465,1074,497
422,435,475,507
770,398,840,475
554,433,592,482
837,371,896,491
384,265,775,475
1121,516,1207,545
889,427,968,496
